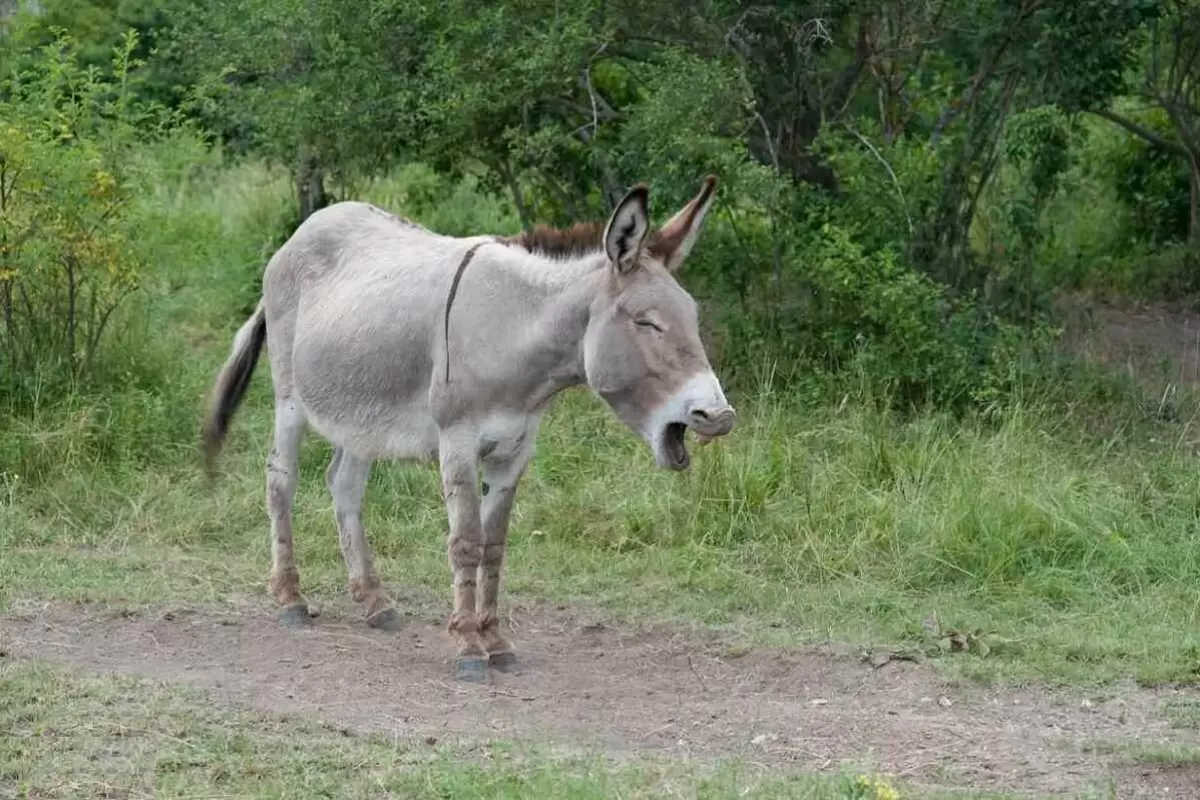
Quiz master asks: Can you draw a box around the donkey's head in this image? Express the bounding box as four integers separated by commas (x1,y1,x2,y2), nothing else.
583,176,735,471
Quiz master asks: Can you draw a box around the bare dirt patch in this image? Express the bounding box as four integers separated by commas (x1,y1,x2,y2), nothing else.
2,600,1197,797
1059,295,1200,395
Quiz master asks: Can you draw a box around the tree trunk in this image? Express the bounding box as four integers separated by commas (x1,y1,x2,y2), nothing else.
295,143,329,225
495,159,533,232
1189,154,1200,247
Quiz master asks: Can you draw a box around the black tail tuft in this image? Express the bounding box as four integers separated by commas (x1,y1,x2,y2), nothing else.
201,305,267,478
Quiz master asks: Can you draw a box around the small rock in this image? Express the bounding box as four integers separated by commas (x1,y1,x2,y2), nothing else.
869,651,892,668
938,696,953,708
1081,698,1094,709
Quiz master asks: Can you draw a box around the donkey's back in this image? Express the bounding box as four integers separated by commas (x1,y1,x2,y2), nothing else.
262,200,476,323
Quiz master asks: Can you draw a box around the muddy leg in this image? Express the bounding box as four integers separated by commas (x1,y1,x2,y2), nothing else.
439,443,487,681
477,450,530,672
329,451,400,631
267,396,310,627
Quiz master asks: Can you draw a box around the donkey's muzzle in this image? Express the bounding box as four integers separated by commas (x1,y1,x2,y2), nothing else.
688,406,736,444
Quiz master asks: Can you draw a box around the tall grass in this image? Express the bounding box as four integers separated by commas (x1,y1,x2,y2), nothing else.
4,156,1200,688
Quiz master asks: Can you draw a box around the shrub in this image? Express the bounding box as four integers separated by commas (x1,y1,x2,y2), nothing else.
0,30,196,404
714,219,1058,412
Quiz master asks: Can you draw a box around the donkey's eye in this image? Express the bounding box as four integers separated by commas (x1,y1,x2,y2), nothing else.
635,319,663,333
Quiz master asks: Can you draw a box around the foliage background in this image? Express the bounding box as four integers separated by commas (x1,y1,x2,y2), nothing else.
2,0,1198,412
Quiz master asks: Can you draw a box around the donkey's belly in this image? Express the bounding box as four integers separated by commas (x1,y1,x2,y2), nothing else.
291,292,441,462
301,396,441,462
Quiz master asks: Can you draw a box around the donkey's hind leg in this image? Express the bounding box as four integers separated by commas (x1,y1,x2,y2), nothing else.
324,446,344,490
267,396,311,627
329,450,403,631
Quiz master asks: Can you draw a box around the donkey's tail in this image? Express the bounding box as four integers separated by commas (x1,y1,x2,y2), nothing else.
201,300,267,478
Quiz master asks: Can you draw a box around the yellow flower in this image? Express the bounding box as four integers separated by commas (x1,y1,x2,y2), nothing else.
852,774,900,800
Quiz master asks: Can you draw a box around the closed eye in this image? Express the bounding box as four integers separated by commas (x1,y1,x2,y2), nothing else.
635,318,663,332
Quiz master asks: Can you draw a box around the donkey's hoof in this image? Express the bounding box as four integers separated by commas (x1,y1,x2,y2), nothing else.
489,651,518,673
366,607,404,632
278,604,312,628
453,657,490,683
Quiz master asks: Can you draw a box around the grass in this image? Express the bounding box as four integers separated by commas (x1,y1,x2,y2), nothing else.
0,662,855,798
6,382,1200,688
1082,737,1200,768
0,661,1042,800
1164,697,1200,729
4,158,1200,798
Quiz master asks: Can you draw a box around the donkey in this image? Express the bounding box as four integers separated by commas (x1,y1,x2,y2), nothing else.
201,176,736,681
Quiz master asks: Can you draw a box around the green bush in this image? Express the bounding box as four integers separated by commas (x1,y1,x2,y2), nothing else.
0,30,200,405
712,217,1058,412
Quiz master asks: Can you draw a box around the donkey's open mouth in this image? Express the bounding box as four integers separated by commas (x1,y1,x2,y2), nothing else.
662,422,691,470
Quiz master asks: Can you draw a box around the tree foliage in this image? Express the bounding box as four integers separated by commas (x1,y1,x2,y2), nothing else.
3,0,1200,409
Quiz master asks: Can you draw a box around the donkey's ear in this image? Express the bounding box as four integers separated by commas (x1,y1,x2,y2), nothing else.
648,175,718,272
604,184,650,273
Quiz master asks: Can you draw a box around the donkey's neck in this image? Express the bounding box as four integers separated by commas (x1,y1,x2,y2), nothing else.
491,249,606,409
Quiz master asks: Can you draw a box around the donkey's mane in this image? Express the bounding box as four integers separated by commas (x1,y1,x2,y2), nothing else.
500,221,606,259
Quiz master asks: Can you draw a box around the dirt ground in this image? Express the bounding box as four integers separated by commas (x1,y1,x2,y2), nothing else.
2,598,1198,799
1059,295,1200,395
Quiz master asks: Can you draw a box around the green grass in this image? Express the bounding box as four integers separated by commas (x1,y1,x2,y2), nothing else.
0,661,886,799
6,384,1200,688
1082,737,1200,768
1,660,1045,800
1164,697,1200,729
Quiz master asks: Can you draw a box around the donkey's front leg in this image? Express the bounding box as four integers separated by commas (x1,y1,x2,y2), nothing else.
477,451,530,672
439,443,488,681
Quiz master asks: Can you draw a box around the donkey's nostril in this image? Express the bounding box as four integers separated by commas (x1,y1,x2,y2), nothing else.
689,406,736,437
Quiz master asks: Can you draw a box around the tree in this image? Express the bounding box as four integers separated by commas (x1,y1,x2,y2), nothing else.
171,0,437,222
1094,1,1200,244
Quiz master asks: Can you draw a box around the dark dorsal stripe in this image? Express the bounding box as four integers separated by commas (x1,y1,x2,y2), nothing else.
443,240,490,383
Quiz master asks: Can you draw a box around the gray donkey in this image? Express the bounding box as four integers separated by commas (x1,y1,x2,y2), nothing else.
201,176,736,681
